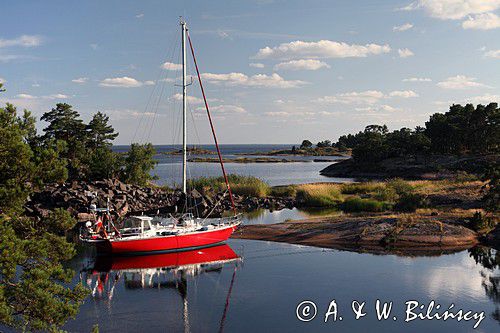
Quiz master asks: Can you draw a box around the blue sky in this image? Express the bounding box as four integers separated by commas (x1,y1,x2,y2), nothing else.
1,0,499,144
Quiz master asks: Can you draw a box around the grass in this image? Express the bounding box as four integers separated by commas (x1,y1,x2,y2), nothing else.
341,197,390,212
190,175,482,214
269,185,298,197
188,174,270,198
295,183,343,207
340,182,385,195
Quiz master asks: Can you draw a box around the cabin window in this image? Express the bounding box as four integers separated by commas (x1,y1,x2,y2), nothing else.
123,218,141,229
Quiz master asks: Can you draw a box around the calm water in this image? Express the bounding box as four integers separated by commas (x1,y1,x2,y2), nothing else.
58,146,500,332
114,144,354,186
65,240,500,332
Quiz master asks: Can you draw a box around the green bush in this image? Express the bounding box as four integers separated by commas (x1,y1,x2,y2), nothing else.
394,192,427,212
387,178,414,195
468,211,496,231
270,185,297,197
189,174,270,197
296,185,342,207
341,197,390,212
373,186,398,202
340,182,384,194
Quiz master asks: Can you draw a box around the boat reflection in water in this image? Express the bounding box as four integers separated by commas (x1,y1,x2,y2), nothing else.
82,244,241,332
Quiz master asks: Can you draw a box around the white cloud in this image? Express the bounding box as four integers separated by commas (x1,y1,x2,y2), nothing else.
172,93,204,104
72,77,88,84
316,90,385,105
44,94,70,100
393,23,414,31
99,76,152,88
0,55,24,62
403,77,432,82
16,93,36,99
90,43,98,50
316,89,418,105
105,109,159,121
210,105,246,114
136,13,144,19
264,111,291,117
484,49,500,58
254,40,391,59
437,75,489,89
200,72,307,88
401,0,500,20
465,94,500,104
0,35,42,48
462,12,500,29
389,90,419,98
249,62,265,68
274,59,330,71
161,61,183,70
143,80,155,86
32,83,40,87
15,93,69,100
0,77,6,84
355,104,399,112
398,48,414,58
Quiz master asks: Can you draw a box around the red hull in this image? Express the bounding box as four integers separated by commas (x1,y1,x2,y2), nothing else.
95,224,238,255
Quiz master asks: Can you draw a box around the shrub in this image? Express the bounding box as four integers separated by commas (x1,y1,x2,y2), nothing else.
387,178,414,196
341,197,389,212
270,185,297,197
340,182,384,194
394,192,427,212
373,186,398,202
296,184,342,207
452,171,479,183
188,174,270,197
468,211,496,231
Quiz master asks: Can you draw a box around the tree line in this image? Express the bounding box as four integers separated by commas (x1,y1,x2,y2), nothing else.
300,103,499,163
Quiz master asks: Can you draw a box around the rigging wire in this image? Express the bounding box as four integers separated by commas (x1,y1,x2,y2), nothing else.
131,31,177,144
186,31,237,215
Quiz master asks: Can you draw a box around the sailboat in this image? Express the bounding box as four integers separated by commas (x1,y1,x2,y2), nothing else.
81,19,241,255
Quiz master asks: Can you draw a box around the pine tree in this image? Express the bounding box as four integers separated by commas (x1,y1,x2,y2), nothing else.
87,111,119,149
41,103,86,179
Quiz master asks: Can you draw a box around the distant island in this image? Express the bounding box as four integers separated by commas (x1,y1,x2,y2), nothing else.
238,143,351,157
162,147,217,155
187,157,339,163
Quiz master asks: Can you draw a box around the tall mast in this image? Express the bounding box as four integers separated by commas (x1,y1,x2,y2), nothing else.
181,19,188,195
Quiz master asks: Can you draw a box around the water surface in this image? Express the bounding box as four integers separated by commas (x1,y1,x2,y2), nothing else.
65,240,500,332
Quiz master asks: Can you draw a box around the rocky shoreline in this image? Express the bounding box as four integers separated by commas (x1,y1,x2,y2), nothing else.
25,178,296,222
233,212,483,254
24,178,499,253
320,154,499,180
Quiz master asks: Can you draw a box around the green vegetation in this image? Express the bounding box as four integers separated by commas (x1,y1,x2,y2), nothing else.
341,197,389,212
122,143,158,186
189,174,271,197
296,184,342,207
0,94,89,330
269,179,428,212
305,103,498,164
0,83,158,330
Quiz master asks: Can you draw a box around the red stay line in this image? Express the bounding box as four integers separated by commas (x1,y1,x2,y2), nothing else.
187,32,237,215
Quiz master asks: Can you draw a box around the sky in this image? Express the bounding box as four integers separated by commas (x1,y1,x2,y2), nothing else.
1,0,499,145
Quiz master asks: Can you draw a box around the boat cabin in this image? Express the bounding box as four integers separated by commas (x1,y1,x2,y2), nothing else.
121,216,154,237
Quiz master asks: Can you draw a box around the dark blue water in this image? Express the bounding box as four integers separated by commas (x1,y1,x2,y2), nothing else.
64,240,500,332
114,144,353,187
